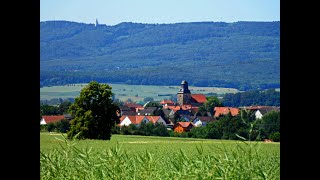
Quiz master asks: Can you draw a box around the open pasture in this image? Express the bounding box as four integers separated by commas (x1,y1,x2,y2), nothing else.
40,83,240,102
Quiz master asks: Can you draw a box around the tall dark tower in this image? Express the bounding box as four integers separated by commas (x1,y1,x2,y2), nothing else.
177,80,191,105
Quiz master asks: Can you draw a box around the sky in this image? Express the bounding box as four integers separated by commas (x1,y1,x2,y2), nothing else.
40,0,280,25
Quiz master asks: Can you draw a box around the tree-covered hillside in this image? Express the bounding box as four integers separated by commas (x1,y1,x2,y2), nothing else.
40,21,280,90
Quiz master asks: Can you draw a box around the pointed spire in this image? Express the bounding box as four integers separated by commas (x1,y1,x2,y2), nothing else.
95,18,99,27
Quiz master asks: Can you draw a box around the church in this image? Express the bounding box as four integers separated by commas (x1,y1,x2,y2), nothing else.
177,80,207,107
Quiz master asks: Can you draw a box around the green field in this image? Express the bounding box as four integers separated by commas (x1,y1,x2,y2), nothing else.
40,83,241,102
41,132,280,179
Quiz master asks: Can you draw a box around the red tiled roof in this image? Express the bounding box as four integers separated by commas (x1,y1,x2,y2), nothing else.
125,116,147,124
214,107,239,117
176,122,194,128
164,105,193,111
145,116,161,124
159,100,175,105
191,94,207,103
125,103,143,108
42,115,65,124
163,105,181,112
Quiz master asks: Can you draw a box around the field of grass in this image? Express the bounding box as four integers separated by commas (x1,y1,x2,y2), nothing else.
41,132,280,179
40,83,240,103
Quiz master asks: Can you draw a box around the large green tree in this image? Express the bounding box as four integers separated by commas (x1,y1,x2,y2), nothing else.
67,81,120,140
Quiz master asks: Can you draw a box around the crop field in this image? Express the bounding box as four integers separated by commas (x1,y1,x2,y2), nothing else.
40,132,280,179
40,83,240,102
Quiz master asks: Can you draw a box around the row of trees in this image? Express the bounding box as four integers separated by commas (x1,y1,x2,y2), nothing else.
187,110,280,141
112,122,169,137
222,88,280,107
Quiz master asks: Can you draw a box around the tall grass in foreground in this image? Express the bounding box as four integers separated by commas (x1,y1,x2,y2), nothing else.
40,134,279,179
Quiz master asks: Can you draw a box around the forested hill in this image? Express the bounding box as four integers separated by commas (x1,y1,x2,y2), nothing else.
40,21,280,90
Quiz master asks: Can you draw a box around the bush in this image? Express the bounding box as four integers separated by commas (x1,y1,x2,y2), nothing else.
47,123,56,132
269,132,280,142
55,119,71,133
40,125,48,132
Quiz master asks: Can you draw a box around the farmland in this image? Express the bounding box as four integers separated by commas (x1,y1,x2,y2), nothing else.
40,83,240,103
40,132,280,179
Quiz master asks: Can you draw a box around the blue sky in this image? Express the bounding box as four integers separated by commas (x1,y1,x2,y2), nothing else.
40,0,280,25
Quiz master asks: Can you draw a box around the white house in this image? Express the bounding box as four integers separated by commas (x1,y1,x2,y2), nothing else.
119,116,150,126
145,116,167,125
40,115,65,125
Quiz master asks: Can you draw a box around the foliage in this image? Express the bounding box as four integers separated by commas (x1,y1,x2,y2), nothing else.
269,132,280,142
40,104,59,115
256,111,280,139
40,21,279,90
144,101,161,108
40,133,280,179
41,119,70,133
119,122,169,137
67,81,120,140
58,101,72,114
198,96,223,114
223,88,280,107
40,101,73,115
55,119,71,133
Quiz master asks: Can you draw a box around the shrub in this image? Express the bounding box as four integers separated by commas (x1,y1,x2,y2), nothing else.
269,132,280,142
55,119,70,133
40,125,48,132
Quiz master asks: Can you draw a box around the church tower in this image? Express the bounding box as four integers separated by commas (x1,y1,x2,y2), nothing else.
95,18,99,27
177,80,191,106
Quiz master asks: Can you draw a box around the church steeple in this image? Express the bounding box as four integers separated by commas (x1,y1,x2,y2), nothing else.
177,80,191,106
95,18,99,27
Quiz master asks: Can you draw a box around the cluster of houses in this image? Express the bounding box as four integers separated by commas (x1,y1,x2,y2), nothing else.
40,80,280,133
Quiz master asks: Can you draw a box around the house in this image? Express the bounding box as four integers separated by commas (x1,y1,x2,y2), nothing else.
137,107,157,116
193,116,215,127
119,105,137,116
213,107,239,118
119,115,166,127
40,115,66,125
243,106,280,119
145,116,167,125
173,122,195,133
162,108,173,118
119,115,150,127
160,100,175,106
124,102,143,112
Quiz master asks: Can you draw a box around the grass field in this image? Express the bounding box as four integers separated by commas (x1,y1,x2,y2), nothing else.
40,83,240,102
40,132,280,179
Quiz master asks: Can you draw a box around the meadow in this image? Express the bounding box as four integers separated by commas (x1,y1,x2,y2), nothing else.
40,132,280,179
40,83,240,103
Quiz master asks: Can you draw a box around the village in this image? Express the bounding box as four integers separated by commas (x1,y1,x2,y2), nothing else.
41,80,280,135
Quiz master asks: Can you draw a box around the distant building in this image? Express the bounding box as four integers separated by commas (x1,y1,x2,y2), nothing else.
95,18,99,27
177,80,207,106
40,115,66,125
242,106,280,119
213,107,240,118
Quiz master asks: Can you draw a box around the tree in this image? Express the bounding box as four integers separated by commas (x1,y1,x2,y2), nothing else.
58,101,72,114
198,96,223,115
145,101,161,108
257,111,280,139
67,81,120,140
